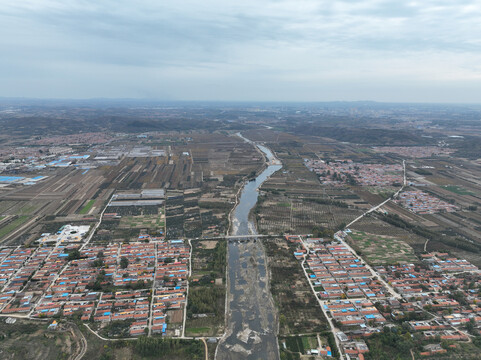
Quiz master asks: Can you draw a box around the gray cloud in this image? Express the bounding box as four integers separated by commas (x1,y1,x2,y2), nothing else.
1,0,481,101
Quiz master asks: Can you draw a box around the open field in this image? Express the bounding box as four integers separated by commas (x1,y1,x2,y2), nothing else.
280,335,317,357
0,215,30,239
186,240,226,337
347,230,418,265
263,237,328,335
120,214,165,229
79,199,95,214
0,167,111,245
0,319,83,360
0,319,209,360
441,184,475,196
257,196,362,235
350,215,427,252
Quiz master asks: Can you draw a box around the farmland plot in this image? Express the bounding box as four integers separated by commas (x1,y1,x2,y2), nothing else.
347,230,418,265
257,196,363,235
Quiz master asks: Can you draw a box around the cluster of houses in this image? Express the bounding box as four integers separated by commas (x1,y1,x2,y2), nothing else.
0,239,190,338
374,253,481,324
326,299,386,328
33,132,112,146
152,239,189,336
422,252,478,272
288,236,388,302
340,339,370,360
288,235,389,359
288,233,481,358
0,247,37,308
1,244,78,313
395,190,458,214
304,159,403,186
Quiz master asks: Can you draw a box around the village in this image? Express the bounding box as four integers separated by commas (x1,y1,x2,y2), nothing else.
287,230,481,359
304,159,403,187
394,190,459,214
0,225,190,339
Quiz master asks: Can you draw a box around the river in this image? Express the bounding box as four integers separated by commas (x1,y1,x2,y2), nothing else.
215,137,282,360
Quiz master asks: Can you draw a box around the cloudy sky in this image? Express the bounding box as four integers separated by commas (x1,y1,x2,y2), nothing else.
1,0,481,102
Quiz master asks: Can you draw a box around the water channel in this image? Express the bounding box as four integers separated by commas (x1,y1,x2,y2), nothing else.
216,137,282,360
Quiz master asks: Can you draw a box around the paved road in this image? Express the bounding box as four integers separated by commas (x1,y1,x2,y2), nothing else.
299,255,344,360
201,337,208,360
147,243,159,336
345,159,406,229
181,239,192,338
81,194,113,250
84,323,137,342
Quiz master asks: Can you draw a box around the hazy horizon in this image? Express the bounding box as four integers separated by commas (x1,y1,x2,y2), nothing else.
2,97,481,107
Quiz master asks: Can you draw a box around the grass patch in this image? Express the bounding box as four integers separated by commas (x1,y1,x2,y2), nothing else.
0,215,29,239
185,327,210,334
349,230,418,265
442,185,474,196
79,199,95,214
279,349,301,360
285,336,305,354
18,204,38,215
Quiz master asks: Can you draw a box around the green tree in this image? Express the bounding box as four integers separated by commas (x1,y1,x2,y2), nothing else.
68,248,81,261
120,256,129,269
